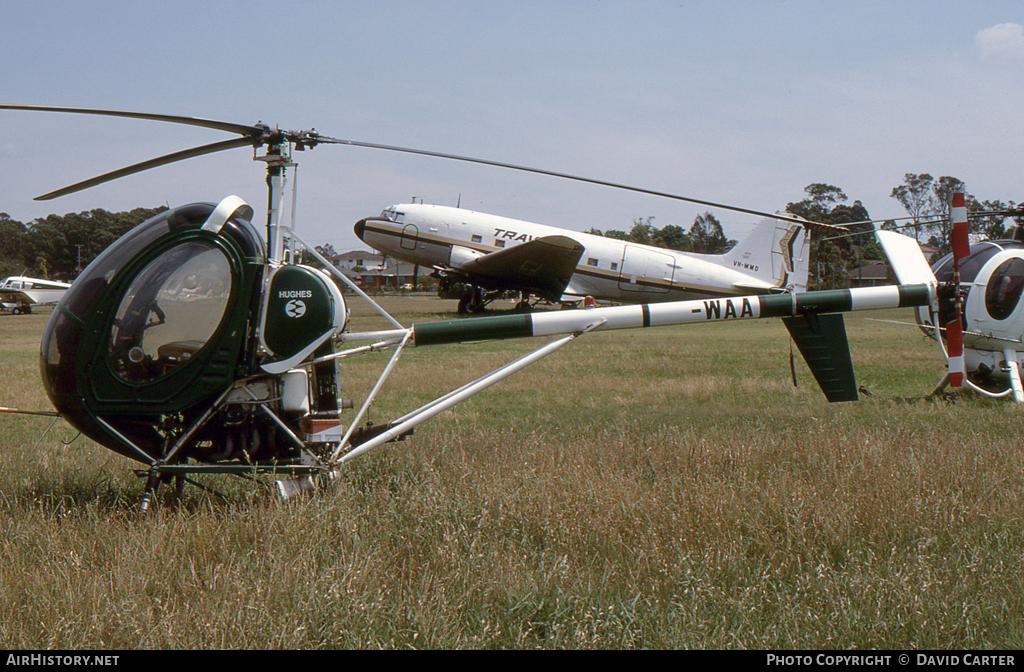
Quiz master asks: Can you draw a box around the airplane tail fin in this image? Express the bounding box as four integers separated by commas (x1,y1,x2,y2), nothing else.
720,216,809,292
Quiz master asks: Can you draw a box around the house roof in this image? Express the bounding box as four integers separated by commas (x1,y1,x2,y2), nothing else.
330,249,385,263
846,260,889,280
354,261,420,277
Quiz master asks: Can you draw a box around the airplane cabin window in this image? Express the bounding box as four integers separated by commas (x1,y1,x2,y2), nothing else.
587,258,598,267
495,240,506,248
108,241,233,384
985,258,1024,321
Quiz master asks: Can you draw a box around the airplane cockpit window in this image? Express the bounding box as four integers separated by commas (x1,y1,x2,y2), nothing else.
380,208,405,223
108,241,233,384
985,258,1024,321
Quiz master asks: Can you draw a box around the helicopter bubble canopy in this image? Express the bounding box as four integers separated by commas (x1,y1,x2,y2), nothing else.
922,239,1024,376
40,200,267,462
108,240,234,385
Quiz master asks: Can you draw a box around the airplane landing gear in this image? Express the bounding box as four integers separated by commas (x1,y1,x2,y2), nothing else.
458,287,486,314
513,292,538,313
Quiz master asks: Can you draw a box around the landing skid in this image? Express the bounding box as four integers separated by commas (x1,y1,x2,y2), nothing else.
928,349,1024,403
134,462,331,512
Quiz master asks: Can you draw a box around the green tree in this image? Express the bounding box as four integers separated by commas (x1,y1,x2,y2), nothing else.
787,184,873,290
890,173,936,243
18,207,166,280
787,183,849,222
586,214,733,254
588,227,630,241
626,217,657,246
0,214,27,278
653,224,690,252
969,198,1013,241
689,212,731,254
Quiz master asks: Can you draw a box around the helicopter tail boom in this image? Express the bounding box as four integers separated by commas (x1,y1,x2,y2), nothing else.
409,284,930,347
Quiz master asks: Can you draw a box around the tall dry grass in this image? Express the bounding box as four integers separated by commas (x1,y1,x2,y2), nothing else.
1,297,1023,648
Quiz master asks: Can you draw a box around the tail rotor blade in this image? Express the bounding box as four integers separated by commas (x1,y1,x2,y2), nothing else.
946,314,966,387
943,188,969,387
951,190,970,263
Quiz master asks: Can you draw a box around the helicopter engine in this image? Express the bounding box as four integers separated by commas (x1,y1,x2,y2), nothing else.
40,200,349,468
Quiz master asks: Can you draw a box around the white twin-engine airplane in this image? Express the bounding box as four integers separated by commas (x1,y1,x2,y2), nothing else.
0,276,71,314
354,203,809,313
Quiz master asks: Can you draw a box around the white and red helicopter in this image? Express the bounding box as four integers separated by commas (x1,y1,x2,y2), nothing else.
878,191,1024,402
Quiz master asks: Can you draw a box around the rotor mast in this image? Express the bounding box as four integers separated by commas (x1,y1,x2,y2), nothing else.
255,133,296,264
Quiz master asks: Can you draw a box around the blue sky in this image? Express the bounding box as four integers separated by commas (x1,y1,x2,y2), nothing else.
2,1,1023,252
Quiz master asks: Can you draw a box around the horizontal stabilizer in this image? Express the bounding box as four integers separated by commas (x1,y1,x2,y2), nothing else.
876,230,936,286
783,313,858,402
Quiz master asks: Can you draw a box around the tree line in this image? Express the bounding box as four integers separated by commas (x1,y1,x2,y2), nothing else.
586,212,736,255
2,174,1020,289
884,173,1021,247
588,174,1023,289
0,206,167,281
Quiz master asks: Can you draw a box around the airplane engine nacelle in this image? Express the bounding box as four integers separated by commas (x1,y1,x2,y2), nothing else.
448,244,485,270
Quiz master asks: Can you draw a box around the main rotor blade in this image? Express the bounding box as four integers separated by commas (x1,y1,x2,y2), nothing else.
0,104,262,138
316,136,845,232
35,136,255,200
0,104,845,231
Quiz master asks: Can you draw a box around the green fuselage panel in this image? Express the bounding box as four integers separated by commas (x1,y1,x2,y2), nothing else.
262,265,336,360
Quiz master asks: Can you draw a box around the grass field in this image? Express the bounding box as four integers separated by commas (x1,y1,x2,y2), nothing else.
1,295,1023,649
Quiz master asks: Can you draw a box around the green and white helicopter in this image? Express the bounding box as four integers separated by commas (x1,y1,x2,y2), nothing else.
0,104,934,509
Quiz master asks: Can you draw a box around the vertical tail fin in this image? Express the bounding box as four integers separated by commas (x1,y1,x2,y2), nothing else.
721,216,809,291
783,313,859,402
